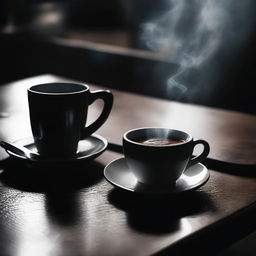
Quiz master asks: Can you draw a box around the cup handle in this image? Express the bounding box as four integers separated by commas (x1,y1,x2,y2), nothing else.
187,140,210,168
81,90,113,138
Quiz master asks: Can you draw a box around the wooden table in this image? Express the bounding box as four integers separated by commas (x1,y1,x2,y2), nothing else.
0,74,255,256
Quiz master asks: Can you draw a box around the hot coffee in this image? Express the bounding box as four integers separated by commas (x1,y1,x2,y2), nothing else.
123,127,210,186
138,138,185,146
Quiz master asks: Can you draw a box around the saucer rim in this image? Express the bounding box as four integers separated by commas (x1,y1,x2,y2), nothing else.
7,134,108,163
104,157,210,195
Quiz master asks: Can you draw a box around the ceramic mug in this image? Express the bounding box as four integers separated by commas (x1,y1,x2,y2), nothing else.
28,82,113,158
123,127,210,186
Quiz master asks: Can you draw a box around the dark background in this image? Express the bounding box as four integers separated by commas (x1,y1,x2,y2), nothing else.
0,0,256,114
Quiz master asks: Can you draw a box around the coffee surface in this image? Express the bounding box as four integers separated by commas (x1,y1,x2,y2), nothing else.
138,138,184,146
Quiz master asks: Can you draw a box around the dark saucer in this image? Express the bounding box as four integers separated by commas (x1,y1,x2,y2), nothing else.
6,134,107,164
104,158,210,195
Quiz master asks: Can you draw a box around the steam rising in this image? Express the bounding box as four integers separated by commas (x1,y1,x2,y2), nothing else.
142,0,255,100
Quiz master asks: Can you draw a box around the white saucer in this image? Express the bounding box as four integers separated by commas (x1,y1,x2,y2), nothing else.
7,134,107,164
104,158,210,195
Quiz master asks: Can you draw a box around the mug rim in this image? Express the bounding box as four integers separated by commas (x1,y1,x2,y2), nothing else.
123,127,193,147
28,82,89,95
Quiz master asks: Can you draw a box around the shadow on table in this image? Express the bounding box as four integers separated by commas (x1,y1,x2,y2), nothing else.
108,188,216,234
0,158,104,193
203,159,256,177
44,192,83,227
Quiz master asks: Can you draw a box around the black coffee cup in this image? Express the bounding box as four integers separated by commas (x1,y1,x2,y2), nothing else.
123,127,210,186
28,82,113,158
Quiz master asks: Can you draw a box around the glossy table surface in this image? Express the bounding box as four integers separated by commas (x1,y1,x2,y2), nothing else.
0,74,255,256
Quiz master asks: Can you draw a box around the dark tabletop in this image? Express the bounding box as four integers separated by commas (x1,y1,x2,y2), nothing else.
0,74,255,256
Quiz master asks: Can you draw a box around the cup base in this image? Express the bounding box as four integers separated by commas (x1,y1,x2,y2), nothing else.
35,144,79,159
136,179,177,188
